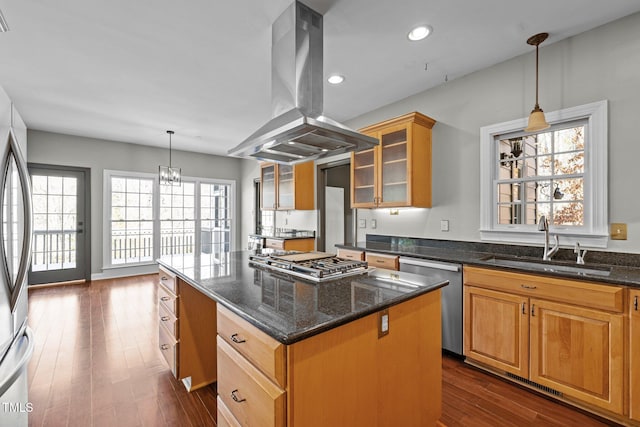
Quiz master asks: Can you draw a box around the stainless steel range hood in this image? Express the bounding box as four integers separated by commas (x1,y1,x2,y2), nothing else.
228,1,378,164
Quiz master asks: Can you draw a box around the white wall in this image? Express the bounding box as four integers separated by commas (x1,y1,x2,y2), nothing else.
27,130,245,277
238,12,640,253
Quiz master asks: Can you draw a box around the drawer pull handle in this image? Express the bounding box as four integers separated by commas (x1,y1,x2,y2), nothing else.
635,296,638,311
231,389,246,403
160,344,170,350
522,302,525,315
521,284,537,290
161,276,168,281
531,304,535,317
161,316,170,321
230,333,246,344
161,296,171,302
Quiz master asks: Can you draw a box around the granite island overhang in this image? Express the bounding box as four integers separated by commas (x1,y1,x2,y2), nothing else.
158,250,448,345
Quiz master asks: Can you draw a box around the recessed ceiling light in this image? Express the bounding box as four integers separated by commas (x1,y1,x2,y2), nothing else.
408,25,432,41
327,74,345,85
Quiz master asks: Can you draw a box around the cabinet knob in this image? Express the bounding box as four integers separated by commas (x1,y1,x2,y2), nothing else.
230,333,246,344
160,344,170,350
231,389,246,403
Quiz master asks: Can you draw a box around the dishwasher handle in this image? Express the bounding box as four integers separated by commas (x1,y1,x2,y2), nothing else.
399,257,461,272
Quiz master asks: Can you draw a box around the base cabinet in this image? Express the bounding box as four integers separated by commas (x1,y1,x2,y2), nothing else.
464,266,625,417
631,289,640,422
217,289,443,427
157,267,217,391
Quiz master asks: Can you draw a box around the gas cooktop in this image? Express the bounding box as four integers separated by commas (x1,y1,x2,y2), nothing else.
249,251,370,282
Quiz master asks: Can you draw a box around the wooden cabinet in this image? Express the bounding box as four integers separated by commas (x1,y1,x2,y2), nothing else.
264,238,314,252
261,161,314,210
217,290,443,426
463,266,625,416
631,289,640,422
351,112,435,208
157,266,217,391
336,248,365,261
365,252,399,270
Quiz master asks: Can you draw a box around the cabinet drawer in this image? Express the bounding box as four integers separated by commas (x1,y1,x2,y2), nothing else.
265,239,285,250
463,266,624,313
366,252,399,271
159,321,178,377
158,300,178,339
217,396,242,427
158,284,178,316
217,305,286,387
217,336,285,427
159,267,177,293
337,248,365,261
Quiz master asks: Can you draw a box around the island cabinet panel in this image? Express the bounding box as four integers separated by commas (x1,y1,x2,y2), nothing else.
217,336,286,427
217,396,242,427
463,265,626,419
529,298,624,414
157,267,217,392
463,286,529,378
351,112,435,208
631,289,640,422
336,248,365,261
286,289,443,427
365,252,399,271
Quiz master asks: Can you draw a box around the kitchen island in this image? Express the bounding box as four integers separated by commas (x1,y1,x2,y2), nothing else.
158,250,448,427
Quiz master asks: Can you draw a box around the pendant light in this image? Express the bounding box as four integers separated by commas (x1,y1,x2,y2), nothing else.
525,32,550,132
159,130,181,185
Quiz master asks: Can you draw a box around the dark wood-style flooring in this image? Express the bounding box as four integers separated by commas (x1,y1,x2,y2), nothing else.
26,274,615,426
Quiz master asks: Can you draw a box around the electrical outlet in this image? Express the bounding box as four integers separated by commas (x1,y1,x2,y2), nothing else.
378,309,389,338
358,219,366,228
370,219,377,229
611,223,627,240
440,220,449,232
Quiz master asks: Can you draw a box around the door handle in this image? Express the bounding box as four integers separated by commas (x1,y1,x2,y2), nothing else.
635,296,638,311
531,304,535,317
522,302,526,315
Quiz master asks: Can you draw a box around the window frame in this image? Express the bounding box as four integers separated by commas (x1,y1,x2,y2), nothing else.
103,169,236,269
479,100,608,248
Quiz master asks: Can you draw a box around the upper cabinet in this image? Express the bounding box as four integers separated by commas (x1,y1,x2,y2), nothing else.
351,112,436,208
261,161,314,210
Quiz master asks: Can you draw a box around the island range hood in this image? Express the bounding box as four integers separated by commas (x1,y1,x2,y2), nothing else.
227,1,378,164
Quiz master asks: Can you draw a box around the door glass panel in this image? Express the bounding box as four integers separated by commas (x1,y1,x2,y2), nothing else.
31,174,78,271
277,164,294,208
353,149,375,204
2,154,25,289
261,164,276,209
380,129,408,203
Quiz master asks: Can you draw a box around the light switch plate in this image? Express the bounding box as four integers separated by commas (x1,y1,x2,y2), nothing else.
440,220,449,232
370,219,377,229
358,219,366,228
611,223,627,240
378,309,389,338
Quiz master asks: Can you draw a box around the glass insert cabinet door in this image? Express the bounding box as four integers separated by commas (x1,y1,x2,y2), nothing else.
378,126,409,206
261,163,276,210
277,164,295,209
352,147,376,207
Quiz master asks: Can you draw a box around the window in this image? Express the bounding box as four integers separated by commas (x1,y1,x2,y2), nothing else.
104,170,235,268
480,100,608,247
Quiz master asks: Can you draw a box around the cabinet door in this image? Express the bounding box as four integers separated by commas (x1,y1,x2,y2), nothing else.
351,147,377,208
378,124,410,207
630,290,640,421
261,163,276,210
276,164,294,209
529,298,624,415
464,286,529,377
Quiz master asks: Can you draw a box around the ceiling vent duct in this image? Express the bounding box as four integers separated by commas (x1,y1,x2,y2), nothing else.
228,1,378,164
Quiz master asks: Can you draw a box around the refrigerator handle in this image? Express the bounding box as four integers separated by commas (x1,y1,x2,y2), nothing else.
0,326,34,397
5,129,33,313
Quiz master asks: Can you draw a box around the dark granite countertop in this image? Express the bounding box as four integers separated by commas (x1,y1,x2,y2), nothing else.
157,251,447,345
337,236,640,288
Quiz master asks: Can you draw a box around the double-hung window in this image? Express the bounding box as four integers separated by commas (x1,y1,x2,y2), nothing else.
104,170,235,269
480,100,608,247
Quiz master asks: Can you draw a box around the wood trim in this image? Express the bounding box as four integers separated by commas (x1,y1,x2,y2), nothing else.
629,289,640,421
358,111,436,133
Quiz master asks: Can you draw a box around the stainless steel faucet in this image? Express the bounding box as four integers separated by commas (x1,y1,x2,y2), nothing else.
537,215,559,260
574,242,587,264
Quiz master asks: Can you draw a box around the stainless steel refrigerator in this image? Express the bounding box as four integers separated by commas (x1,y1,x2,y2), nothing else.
0,122,34,426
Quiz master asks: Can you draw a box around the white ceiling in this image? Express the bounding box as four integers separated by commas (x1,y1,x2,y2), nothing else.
1,0,639,156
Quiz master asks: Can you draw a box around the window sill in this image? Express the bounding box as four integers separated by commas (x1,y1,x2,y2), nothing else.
480,229,608,248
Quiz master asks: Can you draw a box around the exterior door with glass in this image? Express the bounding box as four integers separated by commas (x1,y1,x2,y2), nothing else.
28,165,88,285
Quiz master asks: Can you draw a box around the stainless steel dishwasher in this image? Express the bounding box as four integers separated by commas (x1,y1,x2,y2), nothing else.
399,257,463,356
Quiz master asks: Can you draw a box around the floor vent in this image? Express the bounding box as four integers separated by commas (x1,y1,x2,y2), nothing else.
506,373,563,397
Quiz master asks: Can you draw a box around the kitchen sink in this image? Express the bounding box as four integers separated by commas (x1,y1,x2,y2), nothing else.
480,256,612,277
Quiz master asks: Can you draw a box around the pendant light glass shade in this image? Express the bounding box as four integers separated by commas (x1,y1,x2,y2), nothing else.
524,33,550,133
159,130,181,186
